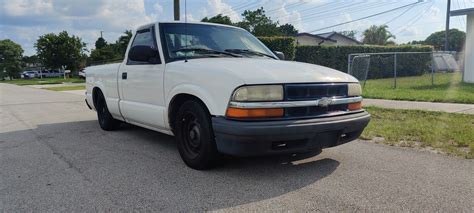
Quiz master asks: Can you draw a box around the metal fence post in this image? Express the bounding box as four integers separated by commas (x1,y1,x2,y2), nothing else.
393,54,397,89
347,54,352,74
431,52,435,86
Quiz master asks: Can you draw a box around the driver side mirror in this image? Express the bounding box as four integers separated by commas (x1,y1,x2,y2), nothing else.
128,45,160,64
273,51,285,60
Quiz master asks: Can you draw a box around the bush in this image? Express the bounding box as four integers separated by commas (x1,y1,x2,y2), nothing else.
258,37,296,60
295,45,433,79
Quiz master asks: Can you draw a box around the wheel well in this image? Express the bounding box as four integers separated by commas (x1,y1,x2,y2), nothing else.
92,87,102,108
168,94,210,132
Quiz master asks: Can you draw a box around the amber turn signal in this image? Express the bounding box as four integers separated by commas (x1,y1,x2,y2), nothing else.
348,102,362,111
226,107,284,118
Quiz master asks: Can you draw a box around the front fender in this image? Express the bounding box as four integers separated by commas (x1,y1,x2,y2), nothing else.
166,84,220,115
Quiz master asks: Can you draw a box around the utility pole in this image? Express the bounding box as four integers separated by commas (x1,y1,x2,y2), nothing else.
174,0,180,21
100,31,103,38
445,0,451,51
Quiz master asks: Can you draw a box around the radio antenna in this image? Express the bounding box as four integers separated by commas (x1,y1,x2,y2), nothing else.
184,0,188,62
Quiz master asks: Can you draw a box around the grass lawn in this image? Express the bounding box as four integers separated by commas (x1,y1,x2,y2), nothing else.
361,107,474,159
44,85,85,91
3,78,85,86
363,72,474,104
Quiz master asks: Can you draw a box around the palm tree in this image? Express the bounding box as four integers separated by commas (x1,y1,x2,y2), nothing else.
362,25,395,45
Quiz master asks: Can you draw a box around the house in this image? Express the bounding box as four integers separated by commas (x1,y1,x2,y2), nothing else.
296,32,361,46
451,8,474,83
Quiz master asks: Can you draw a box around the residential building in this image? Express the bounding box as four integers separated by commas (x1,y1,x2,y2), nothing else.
296,32,361,46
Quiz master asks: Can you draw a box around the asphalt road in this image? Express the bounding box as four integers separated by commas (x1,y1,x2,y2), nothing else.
1,83,473,211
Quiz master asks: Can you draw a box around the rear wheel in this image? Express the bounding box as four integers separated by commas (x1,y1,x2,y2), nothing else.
175,100,218,170
95,91,121,131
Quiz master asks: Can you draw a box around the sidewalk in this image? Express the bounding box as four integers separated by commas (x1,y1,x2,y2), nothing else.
27,82,85,89
43,88,474,115
364,99,474,114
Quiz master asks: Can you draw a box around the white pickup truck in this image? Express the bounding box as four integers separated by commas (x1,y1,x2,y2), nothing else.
85,21,370,169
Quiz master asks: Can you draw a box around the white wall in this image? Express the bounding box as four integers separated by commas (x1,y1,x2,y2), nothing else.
330,34,359,46
465,14,474,83
296,35,336,46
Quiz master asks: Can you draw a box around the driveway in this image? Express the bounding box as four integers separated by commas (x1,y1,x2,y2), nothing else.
0,83,473,211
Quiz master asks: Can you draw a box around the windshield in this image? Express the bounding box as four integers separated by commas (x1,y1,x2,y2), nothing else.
160,23,276,62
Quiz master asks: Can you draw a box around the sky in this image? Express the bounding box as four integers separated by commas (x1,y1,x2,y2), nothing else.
1,0,472,56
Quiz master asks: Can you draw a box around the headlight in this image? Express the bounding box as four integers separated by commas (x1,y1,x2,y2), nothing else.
232,85,283,102
348,83,362,97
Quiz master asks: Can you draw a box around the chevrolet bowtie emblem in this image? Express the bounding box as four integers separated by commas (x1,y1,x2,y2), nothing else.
318,98,333,107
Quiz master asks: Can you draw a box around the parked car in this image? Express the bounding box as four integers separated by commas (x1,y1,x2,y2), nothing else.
85,22,370,169
21,71,39,79
78,69,86,79
40,70,64,78
40,70,52,78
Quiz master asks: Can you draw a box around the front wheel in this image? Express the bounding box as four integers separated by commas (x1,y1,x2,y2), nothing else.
175,100,218,170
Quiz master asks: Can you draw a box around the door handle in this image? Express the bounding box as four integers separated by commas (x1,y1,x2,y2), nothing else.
122,72,127,80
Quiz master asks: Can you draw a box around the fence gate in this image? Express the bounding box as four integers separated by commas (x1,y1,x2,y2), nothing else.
348,54,370,87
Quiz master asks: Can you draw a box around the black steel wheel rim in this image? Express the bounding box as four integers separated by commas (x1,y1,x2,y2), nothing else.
180,112,202,159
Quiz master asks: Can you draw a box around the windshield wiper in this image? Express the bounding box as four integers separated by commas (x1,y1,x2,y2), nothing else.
172,48,241,57
224,49,276,59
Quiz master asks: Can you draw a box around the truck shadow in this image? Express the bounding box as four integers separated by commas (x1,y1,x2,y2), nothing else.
1,120,339,211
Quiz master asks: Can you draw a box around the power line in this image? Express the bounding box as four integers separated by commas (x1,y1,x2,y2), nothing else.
306,1,424,33
455,0,466,26
220,0,261,16
309,1,421,33
284,1,402,26
284,1,378,25
393,1,434,36
269,1,342,22
383,3,418,25
265,1,307,15
287,1,367,23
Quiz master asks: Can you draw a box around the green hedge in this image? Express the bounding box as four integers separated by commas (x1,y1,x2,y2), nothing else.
295,45,433,79
258,37,296,60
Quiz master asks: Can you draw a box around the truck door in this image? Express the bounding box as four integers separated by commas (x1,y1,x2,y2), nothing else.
118,25,166,129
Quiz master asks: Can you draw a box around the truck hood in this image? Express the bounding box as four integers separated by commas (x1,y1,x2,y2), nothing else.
175,58,358,84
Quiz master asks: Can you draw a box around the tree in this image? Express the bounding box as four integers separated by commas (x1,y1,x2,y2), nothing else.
35,31,87,72
237,7,282,36
202,8,299,37
362,25,395,45
279,24,298,36
201,14,233,25
0,39,24,78
424,29,465,51
95,37,107,49
89,30,133,64
22,55,40,67
407,40,425,45
339,30,357,40
117,30,132,56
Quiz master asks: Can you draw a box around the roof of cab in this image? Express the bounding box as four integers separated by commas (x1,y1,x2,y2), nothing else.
136,21,243,31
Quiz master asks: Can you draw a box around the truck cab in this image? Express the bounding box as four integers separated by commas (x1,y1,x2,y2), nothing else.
85,21,370,170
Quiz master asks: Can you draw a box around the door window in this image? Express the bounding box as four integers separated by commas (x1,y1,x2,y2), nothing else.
127,28,161,65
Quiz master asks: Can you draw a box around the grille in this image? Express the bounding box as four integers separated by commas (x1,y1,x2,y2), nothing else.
285,84,348,101
284,84,349,118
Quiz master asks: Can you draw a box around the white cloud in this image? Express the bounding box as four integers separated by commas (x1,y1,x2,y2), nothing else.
154,2,164,13
181,13,198,22
0,0,159,55
201,0,241,22
399,26,421,37
262,0,304,32
3,0,54,16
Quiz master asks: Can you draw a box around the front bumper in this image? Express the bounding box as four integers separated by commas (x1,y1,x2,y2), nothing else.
212,111,370,156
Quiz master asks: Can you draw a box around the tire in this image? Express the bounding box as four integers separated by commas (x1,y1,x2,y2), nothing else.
175,100,218,170
95,91,121,131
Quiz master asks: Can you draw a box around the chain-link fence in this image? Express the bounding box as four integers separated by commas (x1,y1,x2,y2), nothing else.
347,51,463,89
